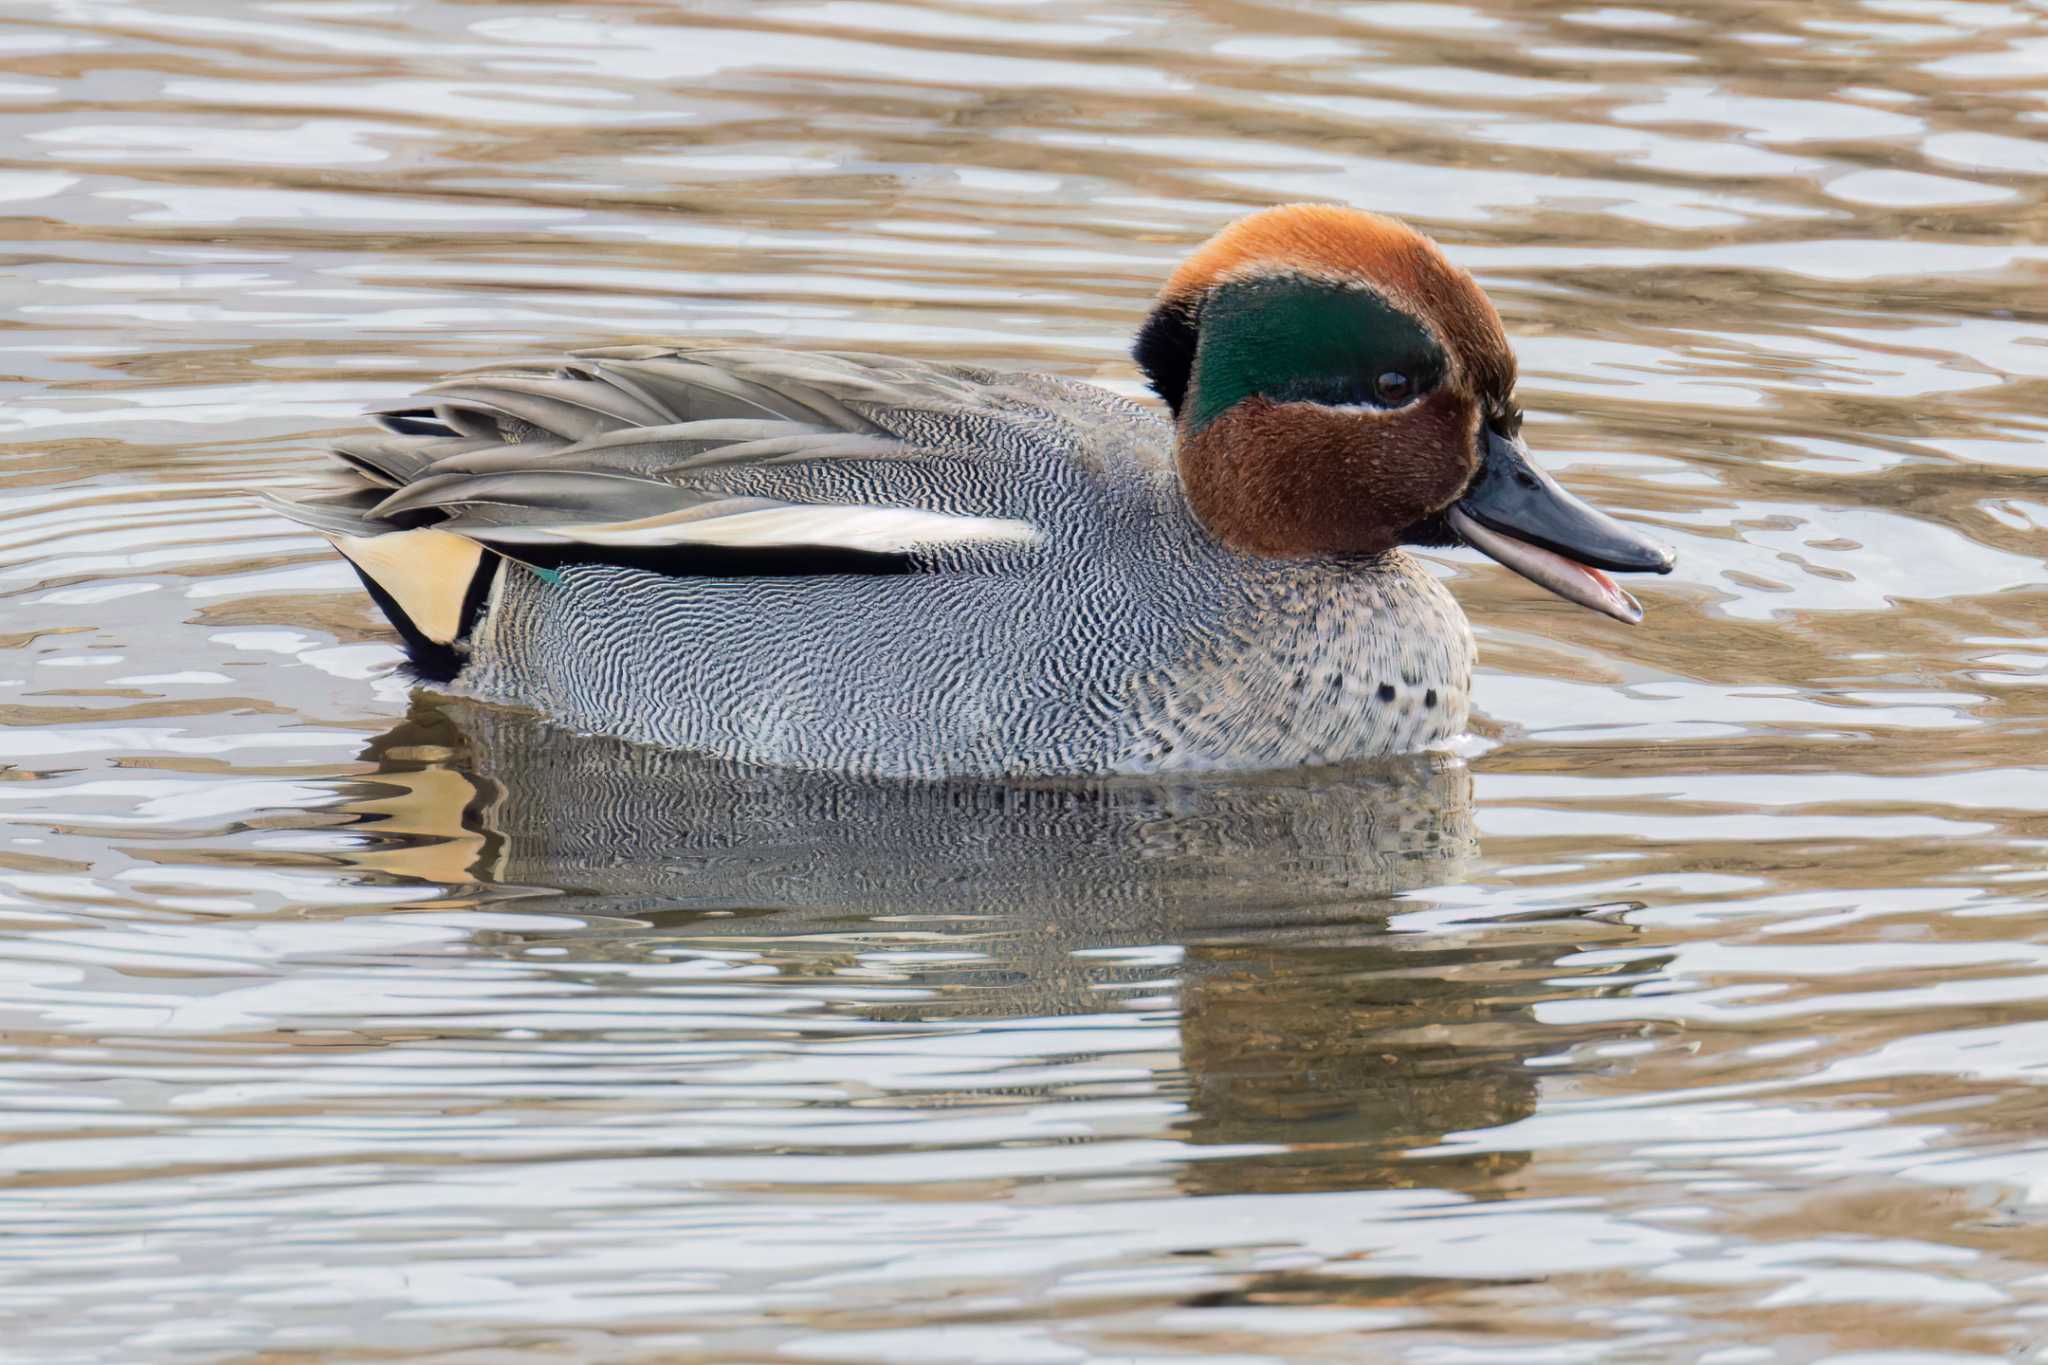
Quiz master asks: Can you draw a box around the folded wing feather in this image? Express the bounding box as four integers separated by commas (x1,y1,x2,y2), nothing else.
266,348,1046,658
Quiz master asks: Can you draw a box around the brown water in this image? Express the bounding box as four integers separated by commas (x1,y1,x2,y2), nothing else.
4,0,2048,1359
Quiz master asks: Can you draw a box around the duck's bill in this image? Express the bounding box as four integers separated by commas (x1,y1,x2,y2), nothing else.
1450,428,1675,626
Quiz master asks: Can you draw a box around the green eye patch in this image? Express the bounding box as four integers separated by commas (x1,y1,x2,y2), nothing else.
1187,277,1446,432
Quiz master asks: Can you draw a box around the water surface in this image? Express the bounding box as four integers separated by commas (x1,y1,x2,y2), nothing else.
5,0,2048,1359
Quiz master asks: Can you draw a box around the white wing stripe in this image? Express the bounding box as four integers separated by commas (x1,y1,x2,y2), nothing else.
549,505,1040,553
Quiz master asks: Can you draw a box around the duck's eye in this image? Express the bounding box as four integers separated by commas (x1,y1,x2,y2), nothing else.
1375,371,1414,406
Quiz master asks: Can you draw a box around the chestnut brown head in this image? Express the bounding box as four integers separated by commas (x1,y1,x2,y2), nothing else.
1134,204,1674,623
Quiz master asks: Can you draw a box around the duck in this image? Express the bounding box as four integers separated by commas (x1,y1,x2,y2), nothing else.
271,203,1674,779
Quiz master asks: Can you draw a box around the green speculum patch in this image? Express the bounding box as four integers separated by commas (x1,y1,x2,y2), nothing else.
1187,277,1447,432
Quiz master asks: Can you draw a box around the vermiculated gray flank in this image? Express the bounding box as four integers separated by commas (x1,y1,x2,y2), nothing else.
273,347,1473,777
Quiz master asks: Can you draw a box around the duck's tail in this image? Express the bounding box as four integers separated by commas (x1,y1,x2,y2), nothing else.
263,467,501,685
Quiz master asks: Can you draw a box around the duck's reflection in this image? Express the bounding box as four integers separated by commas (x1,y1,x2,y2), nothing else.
347,698,1539,1196
1176,935,1540,1196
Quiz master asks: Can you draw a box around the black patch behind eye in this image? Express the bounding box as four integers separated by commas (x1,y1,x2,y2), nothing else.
1133,298,1200,417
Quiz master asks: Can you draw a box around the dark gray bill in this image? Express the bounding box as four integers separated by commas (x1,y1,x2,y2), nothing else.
1452,427,1675,625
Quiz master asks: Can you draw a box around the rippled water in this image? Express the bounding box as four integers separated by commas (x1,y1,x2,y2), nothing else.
5,0,2048,1358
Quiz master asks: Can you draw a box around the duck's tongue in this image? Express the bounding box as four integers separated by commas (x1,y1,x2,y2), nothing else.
1446,506,1644,625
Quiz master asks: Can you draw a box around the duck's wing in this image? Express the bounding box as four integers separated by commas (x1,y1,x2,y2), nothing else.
265,346,1093,676
274,346,1053,563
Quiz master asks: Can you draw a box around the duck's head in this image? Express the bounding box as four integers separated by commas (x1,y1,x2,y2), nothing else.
1135,204,1673,623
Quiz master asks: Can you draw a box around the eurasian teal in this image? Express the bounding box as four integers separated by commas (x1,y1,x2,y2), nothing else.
273,204,1674,777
